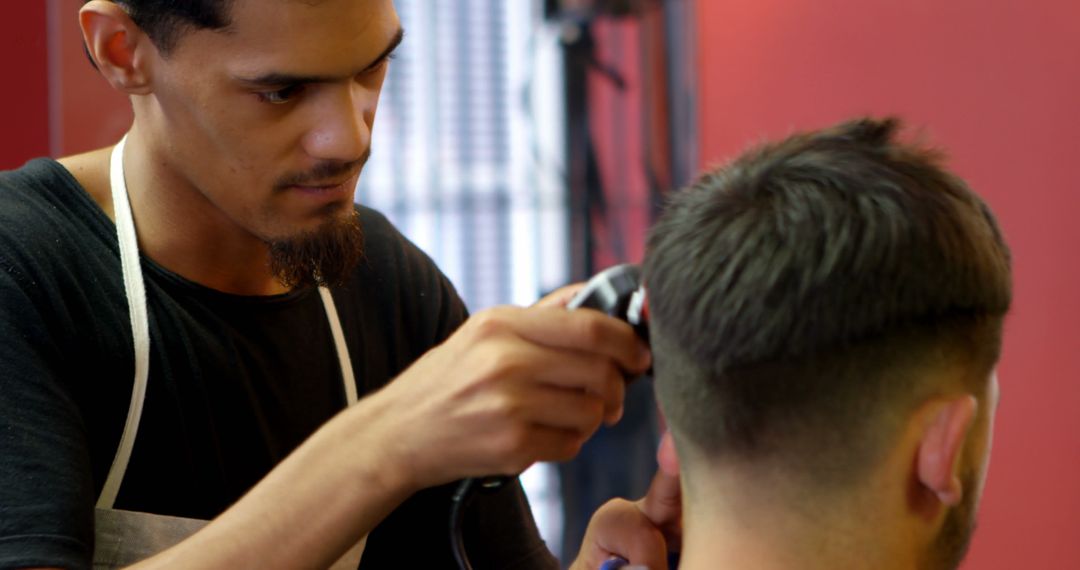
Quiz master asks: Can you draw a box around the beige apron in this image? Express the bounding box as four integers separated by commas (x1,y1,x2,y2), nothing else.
94,135,366,569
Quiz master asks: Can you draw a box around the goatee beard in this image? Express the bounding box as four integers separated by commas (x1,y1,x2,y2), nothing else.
267,209,365,289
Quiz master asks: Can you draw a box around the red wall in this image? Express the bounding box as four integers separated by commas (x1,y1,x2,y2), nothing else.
694,1,1080,568
53,0,132,156
0,3,49,169
0,0,131,169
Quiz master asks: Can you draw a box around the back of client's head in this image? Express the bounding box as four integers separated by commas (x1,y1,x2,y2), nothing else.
643,117,1011,567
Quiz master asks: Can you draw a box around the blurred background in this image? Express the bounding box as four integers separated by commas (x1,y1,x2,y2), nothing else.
2,0,1078,568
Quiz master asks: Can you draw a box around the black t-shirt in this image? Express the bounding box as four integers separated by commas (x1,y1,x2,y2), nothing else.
0,159,556,569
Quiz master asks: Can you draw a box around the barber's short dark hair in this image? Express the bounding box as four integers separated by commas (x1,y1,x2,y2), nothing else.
90,0,233,54
643,117,1011,487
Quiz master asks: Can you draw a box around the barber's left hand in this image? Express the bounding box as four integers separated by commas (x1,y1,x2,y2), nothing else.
569,453,683,570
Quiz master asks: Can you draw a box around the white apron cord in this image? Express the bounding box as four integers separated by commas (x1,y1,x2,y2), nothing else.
319,286,358,406
97,135,148,510
95,136,366,567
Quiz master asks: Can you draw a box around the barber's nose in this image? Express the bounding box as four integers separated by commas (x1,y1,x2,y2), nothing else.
303,85,373,163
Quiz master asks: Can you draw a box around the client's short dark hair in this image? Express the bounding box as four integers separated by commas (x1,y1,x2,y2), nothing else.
89,0,234,54
643,117,1011,487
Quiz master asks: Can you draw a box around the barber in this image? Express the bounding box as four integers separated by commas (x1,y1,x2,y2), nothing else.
0,1,678,569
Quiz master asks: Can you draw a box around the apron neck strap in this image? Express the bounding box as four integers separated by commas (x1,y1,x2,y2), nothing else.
96,136,358,509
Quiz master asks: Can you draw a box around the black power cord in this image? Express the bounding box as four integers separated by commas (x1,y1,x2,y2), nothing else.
450,476,508,570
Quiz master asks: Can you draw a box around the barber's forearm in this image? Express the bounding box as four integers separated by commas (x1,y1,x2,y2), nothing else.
127,391,417,570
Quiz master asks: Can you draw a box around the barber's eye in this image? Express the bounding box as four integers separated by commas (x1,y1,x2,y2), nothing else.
364,54,396,76
378,53,397,69
258,85,304,104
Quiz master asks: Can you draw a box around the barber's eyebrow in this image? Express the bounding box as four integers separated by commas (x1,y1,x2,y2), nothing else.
237,26,405,86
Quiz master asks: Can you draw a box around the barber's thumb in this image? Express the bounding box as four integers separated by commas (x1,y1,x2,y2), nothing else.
636,432,683,549
644,433,681,520
583,498,668,570
640,470,680,525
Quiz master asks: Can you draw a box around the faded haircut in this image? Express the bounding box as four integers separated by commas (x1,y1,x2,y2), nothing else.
643,117,1011,486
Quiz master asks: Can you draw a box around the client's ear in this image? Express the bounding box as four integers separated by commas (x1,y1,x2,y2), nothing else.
915,395,978,507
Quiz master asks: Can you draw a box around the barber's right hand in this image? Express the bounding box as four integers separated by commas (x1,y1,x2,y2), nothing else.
369,303,651,491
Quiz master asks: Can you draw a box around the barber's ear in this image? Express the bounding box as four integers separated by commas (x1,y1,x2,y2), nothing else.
80,0,155,94
916,395,978,507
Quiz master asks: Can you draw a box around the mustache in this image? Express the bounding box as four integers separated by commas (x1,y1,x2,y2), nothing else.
273,149,371,191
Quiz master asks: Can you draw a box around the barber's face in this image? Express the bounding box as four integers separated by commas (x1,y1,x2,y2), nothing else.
143,0,400,242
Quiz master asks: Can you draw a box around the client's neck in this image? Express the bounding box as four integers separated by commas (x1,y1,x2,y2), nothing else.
677,468,919,570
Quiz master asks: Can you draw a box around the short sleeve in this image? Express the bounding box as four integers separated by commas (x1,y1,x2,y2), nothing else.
0,254,95,570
